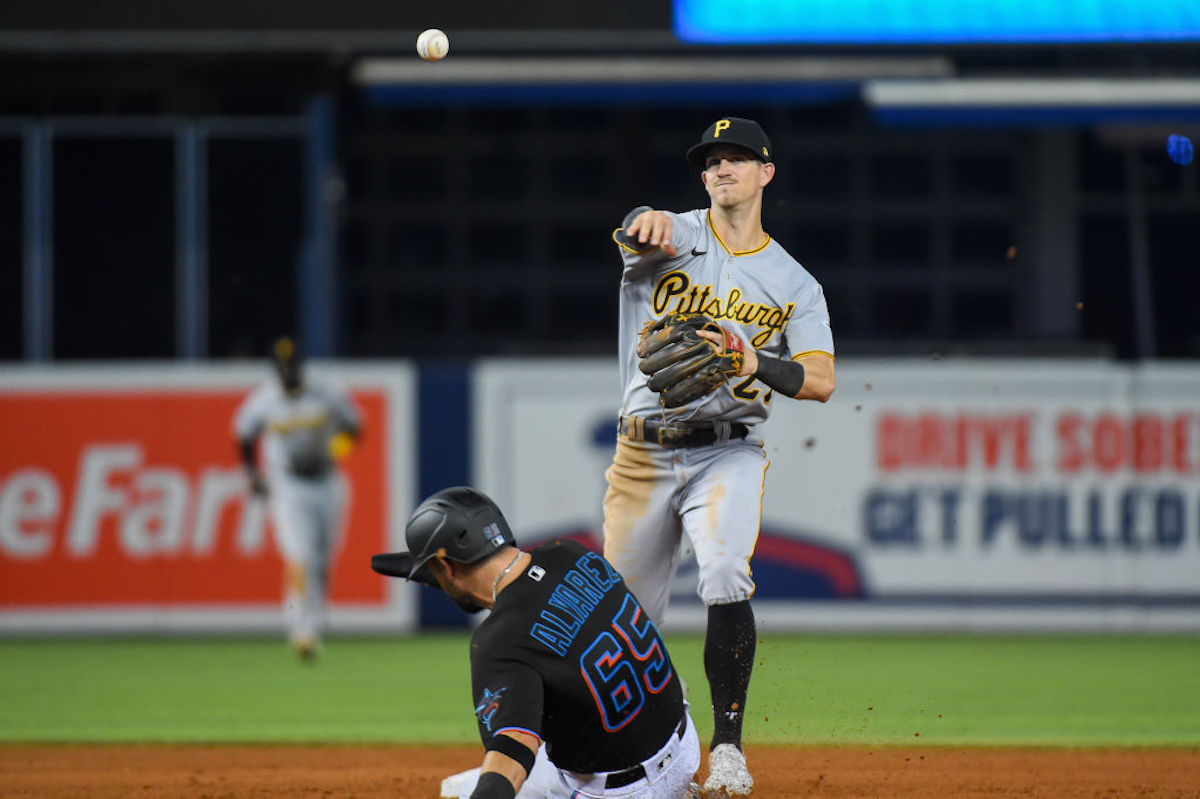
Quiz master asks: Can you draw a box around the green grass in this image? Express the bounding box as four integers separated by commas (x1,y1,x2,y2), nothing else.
0,633,1197,746
730,635,1200,746
0,635,476,743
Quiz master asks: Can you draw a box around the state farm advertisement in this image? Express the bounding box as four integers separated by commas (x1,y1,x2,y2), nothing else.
0,365,417,632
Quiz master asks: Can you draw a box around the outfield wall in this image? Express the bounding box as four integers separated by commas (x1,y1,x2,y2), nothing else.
3,358,1199,634
0,363,417,634
474,358,1200,633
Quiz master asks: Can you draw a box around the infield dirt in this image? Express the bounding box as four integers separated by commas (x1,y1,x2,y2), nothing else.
1,744,1197,798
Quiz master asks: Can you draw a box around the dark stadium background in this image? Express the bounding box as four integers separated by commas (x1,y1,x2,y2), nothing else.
2,0,1198,363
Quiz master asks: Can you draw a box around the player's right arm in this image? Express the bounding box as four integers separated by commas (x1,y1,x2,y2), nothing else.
615,206,677,257
613,206,705,265
232,388,269,497
467,635,545,798
470,730,539,798
235,437,268,496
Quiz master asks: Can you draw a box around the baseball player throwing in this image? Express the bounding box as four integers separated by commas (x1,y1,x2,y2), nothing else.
372,486,701,799
604,117,836,795
233,337,363,661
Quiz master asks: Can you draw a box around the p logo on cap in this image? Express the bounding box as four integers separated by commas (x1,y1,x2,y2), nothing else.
686,117,773,169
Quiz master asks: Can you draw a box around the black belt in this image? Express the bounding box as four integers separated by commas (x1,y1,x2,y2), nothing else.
287,459,332,479
604,715,688,789
618,415,749,449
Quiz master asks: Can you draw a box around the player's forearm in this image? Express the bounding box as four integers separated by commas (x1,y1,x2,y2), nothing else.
237,438,258,470
467,770,517,799
755,353,835,401
470,751,527,798
794,353,835,401
238,438,268,495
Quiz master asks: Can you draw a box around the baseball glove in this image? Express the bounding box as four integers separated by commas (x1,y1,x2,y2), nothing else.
637,312,746,408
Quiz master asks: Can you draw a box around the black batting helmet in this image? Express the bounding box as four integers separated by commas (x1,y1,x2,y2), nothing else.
371,486,515,584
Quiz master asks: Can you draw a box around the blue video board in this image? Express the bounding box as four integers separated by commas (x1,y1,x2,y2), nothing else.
675,0,1200,44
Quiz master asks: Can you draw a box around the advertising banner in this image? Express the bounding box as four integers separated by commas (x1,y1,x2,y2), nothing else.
474,358,1200,631
767,361,1200,605
0,364,416,633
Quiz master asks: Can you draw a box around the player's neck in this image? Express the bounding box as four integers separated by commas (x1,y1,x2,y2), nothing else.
708,206,766,255
486,550,528,606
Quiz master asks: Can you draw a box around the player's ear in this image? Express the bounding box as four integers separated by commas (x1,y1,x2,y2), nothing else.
759,162,775,188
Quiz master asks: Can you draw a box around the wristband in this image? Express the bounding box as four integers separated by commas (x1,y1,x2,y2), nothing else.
469,771,516,799
486,734,536,776
753,355,806,398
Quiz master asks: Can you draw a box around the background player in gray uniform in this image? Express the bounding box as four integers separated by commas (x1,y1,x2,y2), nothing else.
233,336,362,660
371,486,701,799
604,117,836,796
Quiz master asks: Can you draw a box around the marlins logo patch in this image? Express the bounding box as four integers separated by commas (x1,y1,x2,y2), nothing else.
474,686,507,732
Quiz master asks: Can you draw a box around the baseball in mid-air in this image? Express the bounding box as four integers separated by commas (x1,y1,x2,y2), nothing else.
417,28,449,61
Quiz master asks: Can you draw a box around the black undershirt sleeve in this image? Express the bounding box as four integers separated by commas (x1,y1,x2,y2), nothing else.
754,355,806,398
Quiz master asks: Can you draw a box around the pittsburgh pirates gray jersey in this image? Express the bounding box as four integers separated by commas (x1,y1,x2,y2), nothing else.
615,208,834,425
233,382,360,479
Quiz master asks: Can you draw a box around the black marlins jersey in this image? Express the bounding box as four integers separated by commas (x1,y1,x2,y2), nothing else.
468,540,685,774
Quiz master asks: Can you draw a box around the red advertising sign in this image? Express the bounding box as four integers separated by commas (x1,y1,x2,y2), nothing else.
0,389,388,607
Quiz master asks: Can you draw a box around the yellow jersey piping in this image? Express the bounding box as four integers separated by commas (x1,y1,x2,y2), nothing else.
744,451,770,593
791,350,835,361
612,228,653,255
707,211,770,256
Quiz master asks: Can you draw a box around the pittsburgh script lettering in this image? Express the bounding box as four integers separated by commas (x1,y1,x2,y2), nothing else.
652,271,794,349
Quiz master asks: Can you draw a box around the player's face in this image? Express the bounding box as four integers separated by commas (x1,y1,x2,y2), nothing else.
701,146,773,208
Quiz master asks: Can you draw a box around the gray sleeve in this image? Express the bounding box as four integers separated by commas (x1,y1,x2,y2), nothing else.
612,205,654,251
612,208,701,271
232,388,267,442
785,281,835,358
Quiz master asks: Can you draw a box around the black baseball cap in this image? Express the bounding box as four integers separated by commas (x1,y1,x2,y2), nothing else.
271,336,302,392
371,486,515,585
686,117,773,169
271,336,300,366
